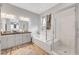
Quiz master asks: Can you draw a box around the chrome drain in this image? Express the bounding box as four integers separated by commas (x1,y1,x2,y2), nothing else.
64,51,67,53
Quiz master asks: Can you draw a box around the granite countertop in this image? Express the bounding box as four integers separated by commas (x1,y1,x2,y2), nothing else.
0,31,31,36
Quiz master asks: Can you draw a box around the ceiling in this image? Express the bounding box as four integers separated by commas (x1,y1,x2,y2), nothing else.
10,3,58,14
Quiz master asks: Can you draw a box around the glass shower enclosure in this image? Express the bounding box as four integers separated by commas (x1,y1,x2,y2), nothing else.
42,4,77,55
52,6,76,55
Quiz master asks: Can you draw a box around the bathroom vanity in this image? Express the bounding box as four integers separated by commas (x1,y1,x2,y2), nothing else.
0,31,31,49
0,12,31,50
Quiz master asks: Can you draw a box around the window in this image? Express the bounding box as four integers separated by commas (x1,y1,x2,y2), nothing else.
41,16,46,30
42,17,46,27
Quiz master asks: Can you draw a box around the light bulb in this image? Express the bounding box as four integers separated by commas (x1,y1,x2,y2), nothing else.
1,13,6,18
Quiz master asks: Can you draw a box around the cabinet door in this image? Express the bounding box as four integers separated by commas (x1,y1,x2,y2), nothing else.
18,34,22,45
15,34,22,46
1,36,8,49
7,35,15,48
15,34,20,46
22,34,26,44
26,33,31,42
22,34,31,44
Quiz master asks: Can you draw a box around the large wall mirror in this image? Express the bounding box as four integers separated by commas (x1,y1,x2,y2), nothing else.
1,13,30,32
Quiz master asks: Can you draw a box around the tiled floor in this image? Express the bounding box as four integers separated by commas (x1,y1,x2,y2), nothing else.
1,43,48,55
54,40,75,55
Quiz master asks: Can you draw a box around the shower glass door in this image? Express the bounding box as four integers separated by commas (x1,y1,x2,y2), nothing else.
53,7,76,55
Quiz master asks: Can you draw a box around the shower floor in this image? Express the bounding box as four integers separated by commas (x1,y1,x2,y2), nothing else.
54,41,75,55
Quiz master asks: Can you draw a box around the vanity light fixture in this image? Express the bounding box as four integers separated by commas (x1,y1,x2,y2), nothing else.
19,16,30,21
1,12,15,19
1,13,6,18
1,13,30,21
6,14,15,19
